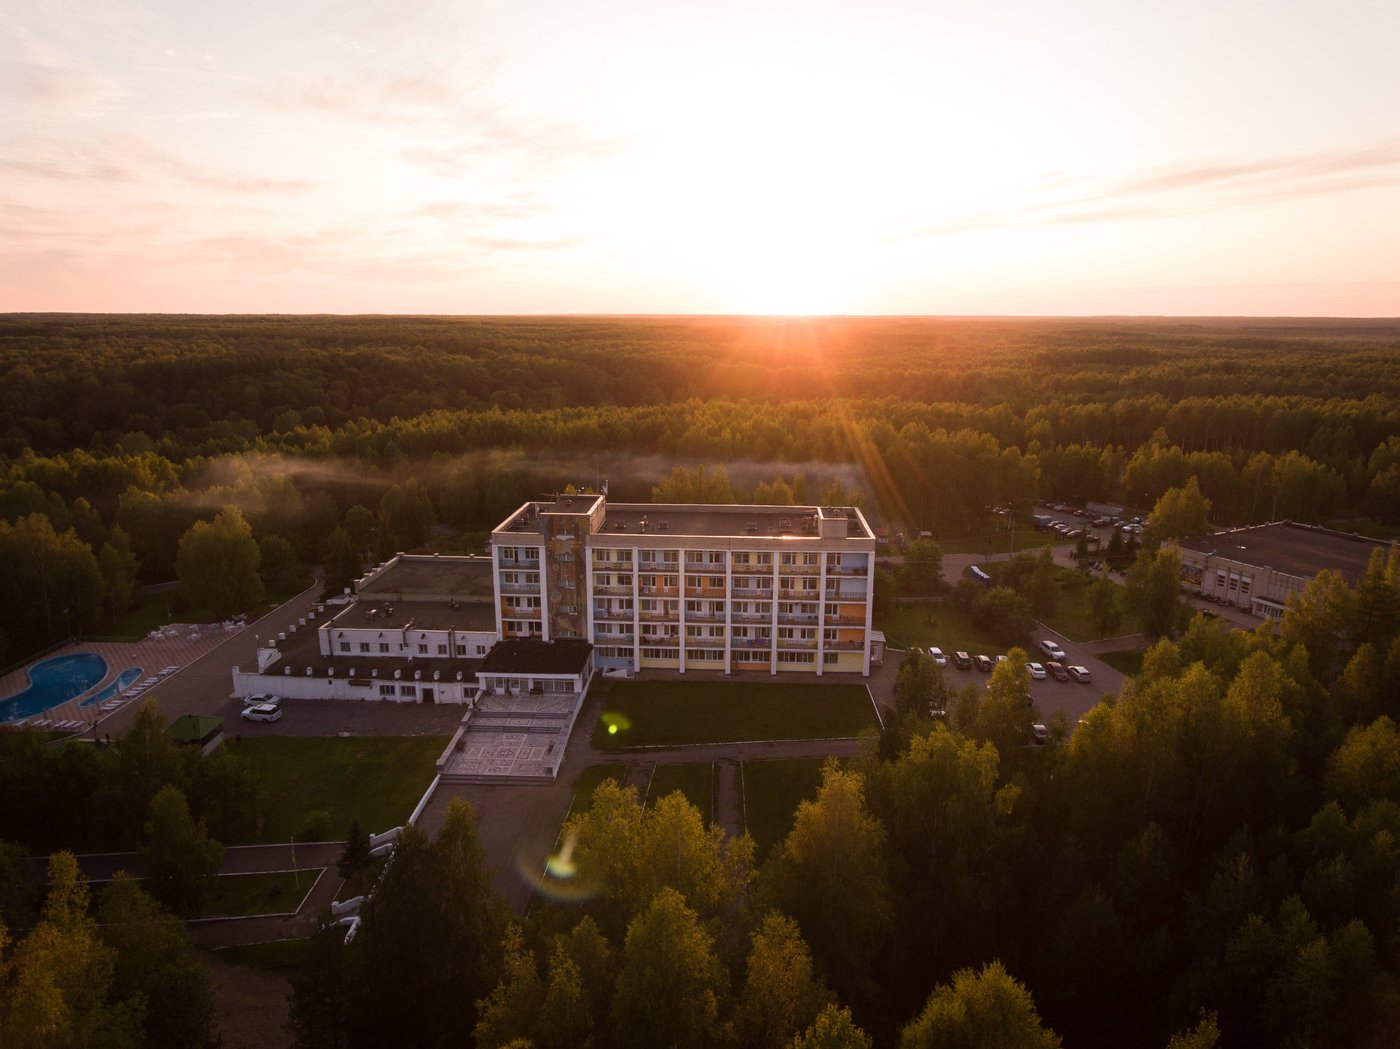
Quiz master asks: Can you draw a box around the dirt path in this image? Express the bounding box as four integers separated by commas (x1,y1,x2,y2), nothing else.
713,759,743,838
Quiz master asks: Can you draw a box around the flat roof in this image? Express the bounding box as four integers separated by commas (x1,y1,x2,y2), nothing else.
258,616,485,682
478,638,593,676
1179,522,1389,583
330,598,496,633
358,555,495,600
537,493,604,516
597,503,873,542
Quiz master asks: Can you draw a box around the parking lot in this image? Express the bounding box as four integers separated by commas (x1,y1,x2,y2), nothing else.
914,635,1126,728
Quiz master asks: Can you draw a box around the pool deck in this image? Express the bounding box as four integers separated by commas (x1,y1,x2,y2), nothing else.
0,624,249,736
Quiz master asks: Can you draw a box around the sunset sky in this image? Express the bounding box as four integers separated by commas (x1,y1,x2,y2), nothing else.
3,0,1399,316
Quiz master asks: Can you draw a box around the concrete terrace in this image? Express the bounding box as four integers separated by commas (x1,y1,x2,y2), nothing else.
438,692,585,784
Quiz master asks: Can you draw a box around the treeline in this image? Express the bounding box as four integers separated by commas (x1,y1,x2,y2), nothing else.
283,550,1400,1049
4,315,1400,662
4,316,1400,459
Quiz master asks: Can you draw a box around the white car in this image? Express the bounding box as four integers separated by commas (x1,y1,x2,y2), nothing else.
1039,640,1067,662
602,667,635,679
1031,723,1049,745
1067,665,1092,683
1026,662,1047,680
927,647,948,667
241,703,283,723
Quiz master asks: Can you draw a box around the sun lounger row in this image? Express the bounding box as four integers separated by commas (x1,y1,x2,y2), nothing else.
11,718,85,731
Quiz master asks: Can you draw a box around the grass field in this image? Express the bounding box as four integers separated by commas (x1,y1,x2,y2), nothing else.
199,870,316,918
876,601,1004,655
224,736,448,844
742,757,827,862
646,763,714,824
592,681,877,750
978,561,1129,644
1099,649,1145,677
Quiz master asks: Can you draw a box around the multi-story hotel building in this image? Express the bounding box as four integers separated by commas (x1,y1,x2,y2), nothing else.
490,494,877,676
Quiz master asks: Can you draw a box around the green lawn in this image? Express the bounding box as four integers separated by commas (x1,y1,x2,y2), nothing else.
876,600,1004,655
212,938,312,972
742,757,827,863
198,870,316,918
1041,569,1125,643
979,562,1129,644
1099,649,1145,677
592,681,877,749
224,736,448,844
646,763,714,825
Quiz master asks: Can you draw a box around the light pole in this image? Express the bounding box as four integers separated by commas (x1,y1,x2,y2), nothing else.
61,607,72,641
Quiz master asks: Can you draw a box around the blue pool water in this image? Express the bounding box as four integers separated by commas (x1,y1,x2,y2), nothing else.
0,652,108,723
80,667,143,708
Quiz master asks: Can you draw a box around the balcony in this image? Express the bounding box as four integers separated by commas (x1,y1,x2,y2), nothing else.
498,581,540,594
639,610,678,623
777,638,818,650
593,607,634,622
686,610,723,622
778,612,819,625
592,557,632,571
594,584,632,596
825,565,870,577
779,563,821,575
730,611,769,623
500,606,542,619
825,641,865,651
731,638,772,649
824,616,866,626
639,586,679,597
731,586,773,598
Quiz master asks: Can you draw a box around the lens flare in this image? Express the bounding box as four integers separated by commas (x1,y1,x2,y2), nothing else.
600,711,632,737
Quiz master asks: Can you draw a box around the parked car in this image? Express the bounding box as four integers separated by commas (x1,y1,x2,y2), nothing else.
1026,662,1047,680
241,703,283,723
602,666,635,679
243,693,283,710
927,646,948,667
1067,665,1092,683
1039,639,1067,662
1046,661,1069,681
974,654,993,672
1031,723,1049,745
954,650,972,670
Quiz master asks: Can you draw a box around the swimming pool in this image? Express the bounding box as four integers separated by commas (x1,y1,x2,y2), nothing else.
80,667,143,708
0,652,108,723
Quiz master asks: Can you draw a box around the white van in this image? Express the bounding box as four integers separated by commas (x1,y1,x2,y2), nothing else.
1039,639,1066,662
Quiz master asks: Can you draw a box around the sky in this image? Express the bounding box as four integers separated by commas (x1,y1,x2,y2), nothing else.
3,0,1399,316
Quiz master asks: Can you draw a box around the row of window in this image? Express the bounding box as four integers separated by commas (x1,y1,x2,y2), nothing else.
340,640,489,657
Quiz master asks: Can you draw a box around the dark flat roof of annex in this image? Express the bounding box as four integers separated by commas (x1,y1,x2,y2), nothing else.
330,597,496,633
357,555,496,600
1178,522,1389,583
478,638,593,676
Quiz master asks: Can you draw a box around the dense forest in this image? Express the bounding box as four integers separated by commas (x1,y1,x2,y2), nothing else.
3,313,1399,662
4,314,1400,1047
